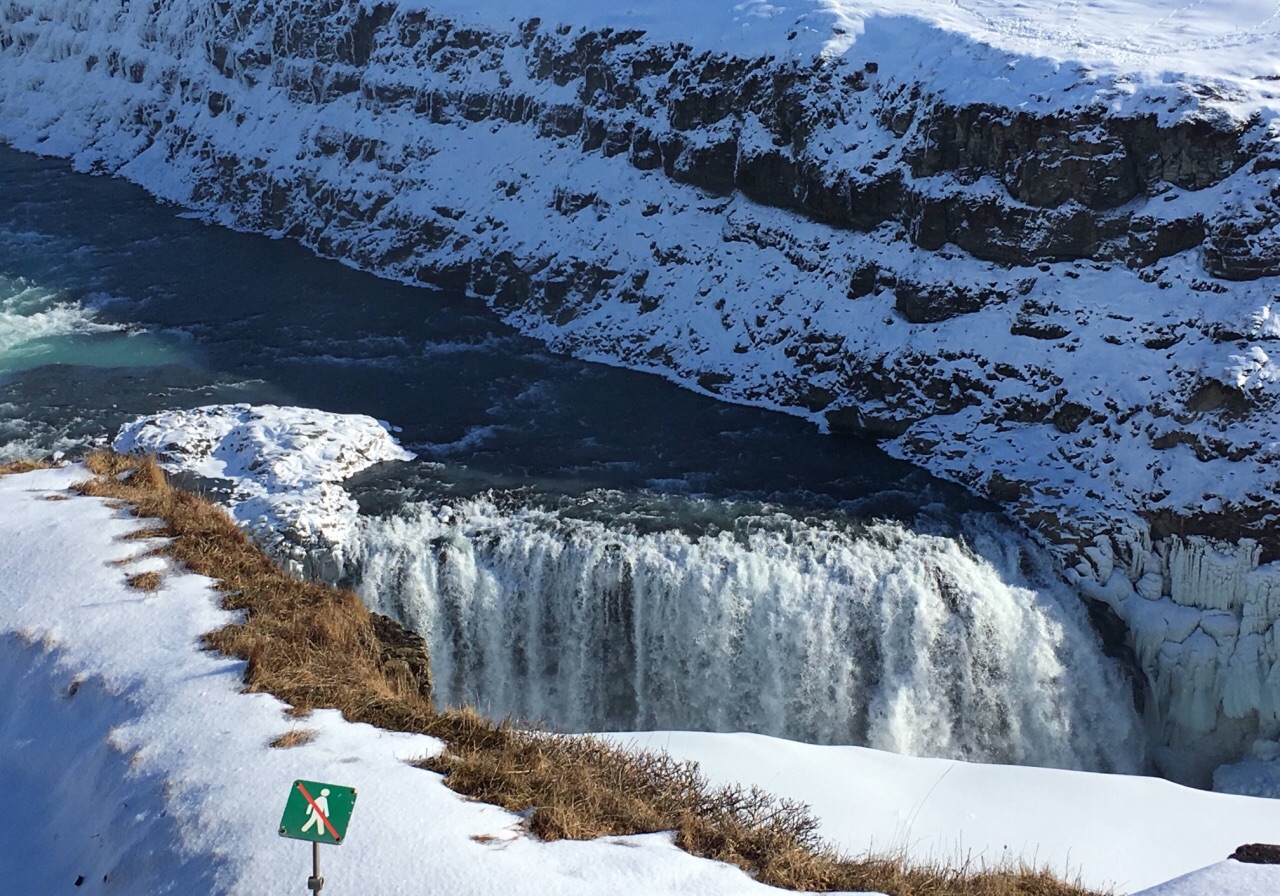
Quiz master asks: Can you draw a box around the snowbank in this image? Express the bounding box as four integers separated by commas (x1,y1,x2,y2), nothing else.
1,466,1278,894
611,731,1280,894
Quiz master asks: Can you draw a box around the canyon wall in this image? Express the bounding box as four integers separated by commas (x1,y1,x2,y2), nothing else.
6,0,1280,787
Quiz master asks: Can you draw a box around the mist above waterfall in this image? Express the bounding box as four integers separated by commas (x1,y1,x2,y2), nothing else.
351,495,1145,773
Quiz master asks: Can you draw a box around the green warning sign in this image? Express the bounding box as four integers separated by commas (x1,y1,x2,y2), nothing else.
278,780,357,845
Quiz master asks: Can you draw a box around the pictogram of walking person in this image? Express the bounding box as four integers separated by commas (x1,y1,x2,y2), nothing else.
301,788,331,835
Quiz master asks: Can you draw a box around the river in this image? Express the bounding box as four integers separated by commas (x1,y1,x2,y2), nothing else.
0,146,1145,772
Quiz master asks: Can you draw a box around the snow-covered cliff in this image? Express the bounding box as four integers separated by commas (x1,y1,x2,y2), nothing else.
7,0,1280,787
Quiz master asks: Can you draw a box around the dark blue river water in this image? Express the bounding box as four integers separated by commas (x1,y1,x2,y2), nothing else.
0,145,977,519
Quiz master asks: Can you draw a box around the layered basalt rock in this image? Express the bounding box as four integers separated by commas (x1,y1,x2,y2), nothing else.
158,1,1267,276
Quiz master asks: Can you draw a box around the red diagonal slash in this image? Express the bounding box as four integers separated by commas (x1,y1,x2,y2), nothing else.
296,782,340,841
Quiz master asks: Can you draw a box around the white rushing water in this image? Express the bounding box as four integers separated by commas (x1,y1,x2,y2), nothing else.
0,276,118,369
0,267,189,377
352,499,1145,773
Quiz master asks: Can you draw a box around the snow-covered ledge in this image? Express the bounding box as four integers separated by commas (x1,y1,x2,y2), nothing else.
114,404,413,579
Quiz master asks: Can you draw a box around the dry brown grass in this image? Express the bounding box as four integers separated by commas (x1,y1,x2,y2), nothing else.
269,728,319,749
418,722,1101,895
0,458,52,476
66,450,1106,896
75,451,435,731
127,571,163,591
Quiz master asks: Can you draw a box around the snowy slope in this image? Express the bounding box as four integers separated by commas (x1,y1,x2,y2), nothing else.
404,0,1280,119
611,731,1280,894
1,465,1278,894
7,0,1280,787
0,467,872,896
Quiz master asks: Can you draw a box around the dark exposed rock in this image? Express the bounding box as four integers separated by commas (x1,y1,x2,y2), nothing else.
1151,430,1199,451
370,612,433,701
1051,401,1093,434
1010,321,1071,340
905,105,1247,210
1145,506,1280,565
1230,843,1280,864
1204,212,1280,280
984,472,1027,503
1185,381,1250,416
825,405,912,438
895,280,1010,324
845,261,879,299
1011,300,1072,340
1080,596,1143,712
552,187,598,216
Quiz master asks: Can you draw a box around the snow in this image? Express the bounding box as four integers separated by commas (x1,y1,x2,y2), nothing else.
1,464,1278,894
7,0,1280,806
609,731,1280,894
114,405,414,578
403,0,1280,119
1137,860,1280,896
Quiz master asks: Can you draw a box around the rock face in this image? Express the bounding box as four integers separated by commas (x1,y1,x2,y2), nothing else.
1229,843,1280,864
7,0,1280,787
370,612,434,702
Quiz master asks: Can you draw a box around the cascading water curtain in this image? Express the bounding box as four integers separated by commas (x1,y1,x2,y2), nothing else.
352,499,1145,773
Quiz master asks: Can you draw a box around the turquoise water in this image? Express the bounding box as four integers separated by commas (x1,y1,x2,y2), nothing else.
0,271,188,374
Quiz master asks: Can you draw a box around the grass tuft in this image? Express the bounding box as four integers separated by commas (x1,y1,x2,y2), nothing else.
127,571,163,591
61,451,1106,896
0,458,53,476
269,728,319,749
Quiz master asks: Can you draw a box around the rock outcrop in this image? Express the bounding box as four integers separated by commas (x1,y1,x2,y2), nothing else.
113,405,414,579
7,0,1280,787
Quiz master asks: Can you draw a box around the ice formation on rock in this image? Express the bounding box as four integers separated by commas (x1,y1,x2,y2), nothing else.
1070,531,1280,788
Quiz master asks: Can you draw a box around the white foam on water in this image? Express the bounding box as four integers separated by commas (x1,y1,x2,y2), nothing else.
0,276,121,367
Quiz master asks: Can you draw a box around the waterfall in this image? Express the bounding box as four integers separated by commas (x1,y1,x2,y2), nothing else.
350,496,1145,773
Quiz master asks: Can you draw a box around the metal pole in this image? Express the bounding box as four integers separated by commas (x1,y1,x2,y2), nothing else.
307,842,324,894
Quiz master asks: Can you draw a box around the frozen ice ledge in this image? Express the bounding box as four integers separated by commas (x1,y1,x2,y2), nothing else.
7,0,1280,790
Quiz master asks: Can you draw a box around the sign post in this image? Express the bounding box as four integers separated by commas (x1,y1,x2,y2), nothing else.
279,780,358,893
